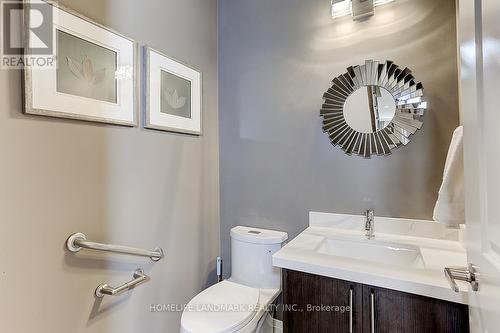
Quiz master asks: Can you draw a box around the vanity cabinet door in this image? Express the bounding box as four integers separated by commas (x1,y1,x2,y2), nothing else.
283,269,363,333
362,285,469,333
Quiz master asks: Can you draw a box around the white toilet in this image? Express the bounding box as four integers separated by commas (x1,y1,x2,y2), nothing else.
180,226,288,333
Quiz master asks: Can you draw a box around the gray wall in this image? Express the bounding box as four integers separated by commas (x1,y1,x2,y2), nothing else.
0,0,219,332
219,0,459,276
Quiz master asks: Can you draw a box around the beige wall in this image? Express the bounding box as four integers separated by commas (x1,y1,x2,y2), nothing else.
218,0,459,276
0,0,219,332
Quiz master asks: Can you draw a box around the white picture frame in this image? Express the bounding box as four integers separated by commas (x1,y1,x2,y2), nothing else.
143,46,202,135
23,1,137,126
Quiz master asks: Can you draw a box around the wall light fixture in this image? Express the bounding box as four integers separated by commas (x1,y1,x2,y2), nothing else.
331,0,395,20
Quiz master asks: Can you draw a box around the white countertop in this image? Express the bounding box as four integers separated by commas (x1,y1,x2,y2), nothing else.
272,212,469,304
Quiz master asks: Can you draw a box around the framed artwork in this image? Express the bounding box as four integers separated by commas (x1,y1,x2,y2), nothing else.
143,47,202,135
23,1,137,126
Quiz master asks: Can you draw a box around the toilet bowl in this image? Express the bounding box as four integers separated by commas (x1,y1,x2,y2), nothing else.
180,226,288,333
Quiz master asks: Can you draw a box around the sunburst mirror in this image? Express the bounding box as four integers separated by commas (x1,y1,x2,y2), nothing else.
320,60,427,158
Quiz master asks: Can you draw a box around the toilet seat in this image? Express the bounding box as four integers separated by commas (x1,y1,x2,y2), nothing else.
181,280,261,333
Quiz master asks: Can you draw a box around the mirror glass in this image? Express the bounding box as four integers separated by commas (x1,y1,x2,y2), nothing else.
320,60,427,158
344,86,396,133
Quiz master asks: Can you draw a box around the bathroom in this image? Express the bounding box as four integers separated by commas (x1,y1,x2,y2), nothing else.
0,0,498,332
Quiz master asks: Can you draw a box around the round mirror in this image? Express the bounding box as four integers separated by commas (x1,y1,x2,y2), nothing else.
344,86,396,134
320,60,427,158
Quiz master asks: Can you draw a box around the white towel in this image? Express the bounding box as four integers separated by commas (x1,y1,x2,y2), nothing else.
433,126,465,228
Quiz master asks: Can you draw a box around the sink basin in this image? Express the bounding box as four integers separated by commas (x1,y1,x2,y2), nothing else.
316,237,423,267
272,213,469,305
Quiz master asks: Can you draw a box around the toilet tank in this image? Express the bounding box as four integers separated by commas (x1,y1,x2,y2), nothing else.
230,226,288,289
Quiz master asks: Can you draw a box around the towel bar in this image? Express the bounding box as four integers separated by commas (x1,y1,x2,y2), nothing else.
66,232,164,261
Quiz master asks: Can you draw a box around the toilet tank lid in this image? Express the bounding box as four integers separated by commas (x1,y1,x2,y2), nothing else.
230,226,288,244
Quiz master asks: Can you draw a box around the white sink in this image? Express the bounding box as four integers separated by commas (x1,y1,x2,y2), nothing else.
316,237,423,267
272,212,469,304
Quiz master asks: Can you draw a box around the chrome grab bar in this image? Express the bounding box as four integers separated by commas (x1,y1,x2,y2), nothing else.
66,232,164,261
95,268,149,298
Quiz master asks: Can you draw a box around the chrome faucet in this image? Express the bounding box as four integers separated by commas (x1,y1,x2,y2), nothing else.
365,209,374,239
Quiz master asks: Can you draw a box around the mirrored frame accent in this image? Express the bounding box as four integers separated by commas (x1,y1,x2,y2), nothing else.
320,60,427,158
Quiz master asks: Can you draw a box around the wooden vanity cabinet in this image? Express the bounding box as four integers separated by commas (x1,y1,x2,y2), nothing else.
282,269,469,333
282,268,363,332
